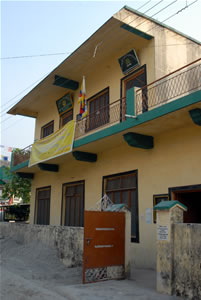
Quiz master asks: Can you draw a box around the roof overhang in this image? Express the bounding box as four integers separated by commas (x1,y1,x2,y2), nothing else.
7,16,153,118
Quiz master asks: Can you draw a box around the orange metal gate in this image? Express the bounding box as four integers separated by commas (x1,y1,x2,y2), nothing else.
83,211,125,283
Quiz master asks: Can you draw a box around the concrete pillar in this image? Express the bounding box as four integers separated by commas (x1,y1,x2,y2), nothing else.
154,200,187,295
124,208,131,279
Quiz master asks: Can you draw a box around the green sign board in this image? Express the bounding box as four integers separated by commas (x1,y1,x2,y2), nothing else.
118,49,140,75
56,93,73,114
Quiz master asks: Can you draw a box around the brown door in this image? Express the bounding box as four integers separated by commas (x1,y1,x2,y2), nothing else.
35,187,51,225
62,181,84,227
123,65,147,113
83,211,125,283
88,89,109,131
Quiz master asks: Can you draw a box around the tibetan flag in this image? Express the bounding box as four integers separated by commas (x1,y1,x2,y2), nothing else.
78,76,87,118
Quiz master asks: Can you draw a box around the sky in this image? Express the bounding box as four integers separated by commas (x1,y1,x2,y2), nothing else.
1,0,201,151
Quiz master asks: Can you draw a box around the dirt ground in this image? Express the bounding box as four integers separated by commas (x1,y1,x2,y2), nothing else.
0,235,182,300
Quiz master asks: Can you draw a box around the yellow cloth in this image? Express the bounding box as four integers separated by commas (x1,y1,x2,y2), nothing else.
29,120,75,167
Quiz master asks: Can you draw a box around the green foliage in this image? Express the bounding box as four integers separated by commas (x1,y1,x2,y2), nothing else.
2,167,31,203
4,204,30,221
13,148,31,156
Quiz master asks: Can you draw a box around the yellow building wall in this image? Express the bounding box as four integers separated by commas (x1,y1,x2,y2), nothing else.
30,123,201,269
30,11,201,269
34,38,155,141
114,8,201,77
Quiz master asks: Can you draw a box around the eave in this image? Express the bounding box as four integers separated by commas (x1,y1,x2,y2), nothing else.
7,16,153,118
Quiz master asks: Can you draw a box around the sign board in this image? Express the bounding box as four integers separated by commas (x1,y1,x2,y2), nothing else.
118,49,140,75
56,93,73,114
157,225,169,241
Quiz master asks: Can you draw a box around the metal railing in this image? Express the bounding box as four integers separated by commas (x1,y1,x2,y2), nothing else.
75,98,126,139
12,144,32,167
136,59,201,115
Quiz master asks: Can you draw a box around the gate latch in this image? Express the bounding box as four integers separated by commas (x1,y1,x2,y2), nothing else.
86,238,92,246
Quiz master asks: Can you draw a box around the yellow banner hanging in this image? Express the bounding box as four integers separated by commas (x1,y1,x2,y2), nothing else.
29,120,75,167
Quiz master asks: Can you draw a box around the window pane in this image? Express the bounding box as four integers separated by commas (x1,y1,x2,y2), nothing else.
121,174,136,189
88,89,109,131
63,182,84,227
122,191,129,207
76,184,83,194
65,197,71,226
41,121,54,138
66,186,74,196
75,196,80,227
106,192,113,203
70,196,75,226
130,190,138,240
38,189,50,200
106,178,121,191
113,191,121,204
36,188,50,225
104,171,139,243
61,110,73,127
80,195,84,227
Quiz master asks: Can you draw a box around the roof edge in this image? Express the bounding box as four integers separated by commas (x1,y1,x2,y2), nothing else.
7,16,117,116
123,5,201,46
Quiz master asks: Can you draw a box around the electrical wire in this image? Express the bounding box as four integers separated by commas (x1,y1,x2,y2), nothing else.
1,1,154,62
1,77,46,109
163,0,198,22
2,1,199,127
0,116,13,125
1,52,71,60
2,1,198,116
3,118,24,132
122,0,178,34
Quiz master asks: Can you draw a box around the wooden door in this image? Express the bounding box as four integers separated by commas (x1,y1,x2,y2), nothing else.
83,211,125,283
36,187,51,225
88,89,109,130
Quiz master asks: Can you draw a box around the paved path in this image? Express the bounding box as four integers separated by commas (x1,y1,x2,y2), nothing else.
0,236,182,300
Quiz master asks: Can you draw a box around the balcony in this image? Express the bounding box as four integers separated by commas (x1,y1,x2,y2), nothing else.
135,59,201,115
75,98,126,139
10,59,201,172
11,145,32,170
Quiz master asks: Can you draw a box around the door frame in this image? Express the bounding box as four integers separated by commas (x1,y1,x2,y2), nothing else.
83,210,125,284
34,185,51,225
60,180,85,226
168,184,201,199
102,169,139,243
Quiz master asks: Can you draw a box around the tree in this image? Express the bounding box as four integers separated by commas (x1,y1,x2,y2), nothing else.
2,167,31,203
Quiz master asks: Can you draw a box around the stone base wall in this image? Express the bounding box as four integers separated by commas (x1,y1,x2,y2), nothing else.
0,222,84,267
173,223,201,300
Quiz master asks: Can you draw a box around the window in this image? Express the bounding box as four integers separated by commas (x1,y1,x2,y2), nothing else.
60,109,73,128
121,65,148,113
61,181,84,227
41,121,54,138
35,187,51,225
87,88,109,131
104,171,139,243
153,194,169,223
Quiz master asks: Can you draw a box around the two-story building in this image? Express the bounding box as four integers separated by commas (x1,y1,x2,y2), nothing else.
8,6,201,269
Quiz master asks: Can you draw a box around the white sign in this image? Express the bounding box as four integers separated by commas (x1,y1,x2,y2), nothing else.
157,225,169,241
